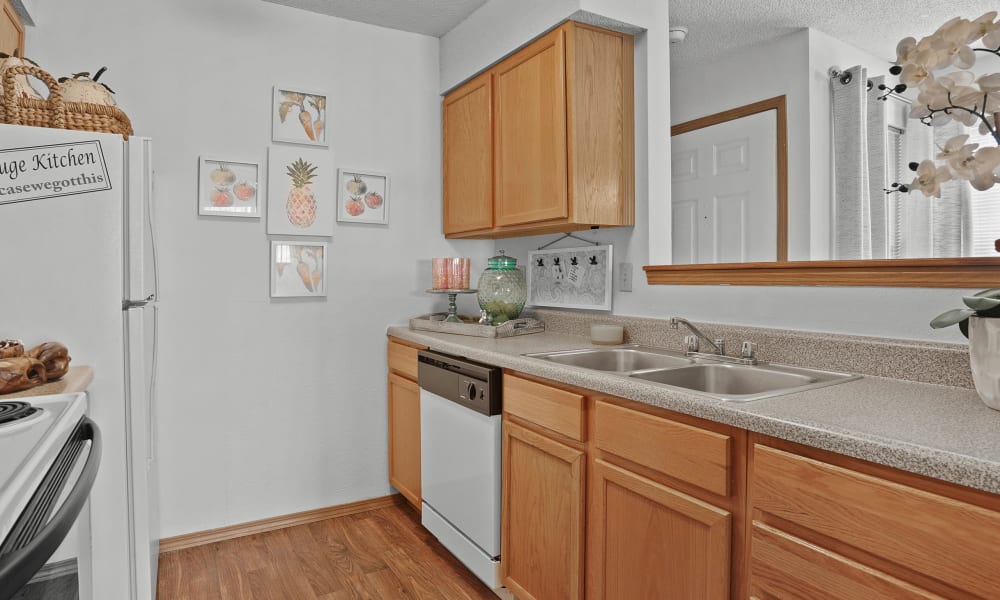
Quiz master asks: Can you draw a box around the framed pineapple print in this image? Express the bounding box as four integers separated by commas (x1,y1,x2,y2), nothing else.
266,146,334,236
272,86,328,146
336,168,389,225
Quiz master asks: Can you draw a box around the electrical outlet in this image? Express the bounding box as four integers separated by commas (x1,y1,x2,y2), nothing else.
619,262,633,292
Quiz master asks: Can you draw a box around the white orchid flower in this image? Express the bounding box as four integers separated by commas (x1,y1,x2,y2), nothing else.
910,160,953,198
895,36,918,65
969,12,998,42
931,19,978,69
936,134,978,167
952,147,1000,190
986,20,1000,48
900,62,934,88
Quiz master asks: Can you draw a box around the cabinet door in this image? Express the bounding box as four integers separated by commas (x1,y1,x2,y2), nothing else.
502,420,584,600
0,0,24,56
388,372,420,508
588,458,731,600
493,27,568,227
750,522,944,600
443,72,493,235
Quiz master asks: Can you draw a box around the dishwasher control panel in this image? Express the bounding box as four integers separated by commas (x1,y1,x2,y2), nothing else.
418,350,502,416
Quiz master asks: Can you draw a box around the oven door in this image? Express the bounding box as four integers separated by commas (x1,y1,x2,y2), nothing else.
0,418,101,600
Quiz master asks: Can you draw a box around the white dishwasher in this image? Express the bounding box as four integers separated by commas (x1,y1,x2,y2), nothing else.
418,350,503,589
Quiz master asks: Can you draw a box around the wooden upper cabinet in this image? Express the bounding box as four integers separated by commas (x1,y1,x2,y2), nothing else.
494,27,569,228
443,72,493,235
442,21,634,239
0,0,24,56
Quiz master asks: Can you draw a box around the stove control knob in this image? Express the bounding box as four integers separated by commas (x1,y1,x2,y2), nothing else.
467,382,477,400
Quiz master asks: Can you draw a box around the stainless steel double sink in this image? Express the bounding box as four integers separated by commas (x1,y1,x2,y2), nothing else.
523,345,859,402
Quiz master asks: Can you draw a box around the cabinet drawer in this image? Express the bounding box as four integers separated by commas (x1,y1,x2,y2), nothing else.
752,444,1000,599
503,375,585,441
750,522,943,600
387,340,420,380
594,401,731,497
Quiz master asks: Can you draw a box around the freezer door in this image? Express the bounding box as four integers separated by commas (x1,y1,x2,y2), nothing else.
124,137,157,304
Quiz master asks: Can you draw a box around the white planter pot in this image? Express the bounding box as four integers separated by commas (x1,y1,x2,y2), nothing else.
968,316,1000,411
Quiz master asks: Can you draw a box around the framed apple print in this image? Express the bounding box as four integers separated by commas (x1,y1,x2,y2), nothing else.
272,86,327,146
270,240,327,298
267,146,334,236
336,168,389,225
198,157,261,217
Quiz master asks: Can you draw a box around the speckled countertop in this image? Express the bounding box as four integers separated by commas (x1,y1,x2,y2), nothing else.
387,325,1000,495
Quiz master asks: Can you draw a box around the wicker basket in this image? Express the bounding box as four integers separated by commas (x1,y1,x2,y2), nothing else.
0,64,133,139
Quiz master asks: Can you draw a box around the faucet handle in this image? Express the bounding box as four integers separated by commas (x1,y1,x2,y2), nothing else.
741,341,757,360
684,335,699,353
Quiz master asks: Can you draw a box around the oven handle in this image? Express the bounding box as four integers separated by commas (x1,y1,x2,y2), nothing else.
0,417,102,600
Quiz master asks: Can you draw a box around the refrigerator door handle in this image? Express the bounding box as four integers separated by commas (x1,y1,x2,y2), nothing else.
122,294,155,310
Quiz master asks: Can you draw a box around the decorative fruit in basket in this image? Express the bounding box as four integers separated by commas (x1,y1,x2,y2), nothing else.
0,339,23,359
0,50,44,100
26,342,70,381
364,190,383,209
0,357,46,394
58,67,117,106
346,174,367,196
233,181,256,201
286,158,318,227
345,197,365,216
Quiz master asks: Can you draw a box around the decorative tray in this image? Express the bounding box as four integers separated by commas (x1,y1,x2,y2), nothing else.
409,313,544,338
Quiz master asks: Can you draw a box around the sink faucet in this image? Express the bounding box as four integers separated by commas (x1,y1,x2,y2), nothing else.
669,317,725,355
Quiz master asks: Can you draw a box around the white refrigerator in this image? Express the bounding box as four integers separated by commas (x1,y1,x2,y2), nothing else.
0,123,159,600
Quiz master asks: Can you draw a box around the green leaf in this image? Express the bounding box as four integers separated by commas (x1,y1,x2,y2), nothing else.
930,308,975,329
963,295,1000,311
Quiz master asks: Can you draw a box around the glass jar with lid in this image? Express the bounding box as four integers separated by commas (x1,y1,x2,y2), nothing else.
477,251,526,325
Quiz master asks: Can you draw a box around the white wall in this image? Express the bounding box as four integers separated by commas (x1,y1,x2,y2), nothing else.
30,0,491,562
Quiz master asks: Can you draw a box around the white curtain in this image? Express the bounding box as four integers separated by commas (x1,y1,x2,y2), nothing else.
831,65,888,259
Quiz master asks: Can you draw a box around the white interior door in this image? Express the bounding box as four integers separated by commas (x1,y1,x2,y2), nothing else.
671,110,778,264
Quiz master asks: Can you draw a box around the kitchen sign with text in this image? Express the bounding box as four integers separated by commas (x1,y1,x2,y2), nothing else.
0,141,112,205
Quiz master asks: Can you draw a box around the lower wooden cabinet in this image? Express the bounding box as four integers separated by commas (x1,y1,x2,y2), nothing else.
501,419,585,600
386,337,425,510
749,522,942,600
749,436,1000,599
587,458,731,600
387,372,421,508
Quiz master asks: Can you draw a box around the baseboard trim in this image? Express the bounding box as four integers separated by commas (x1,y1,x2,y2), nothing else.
158,494,404,554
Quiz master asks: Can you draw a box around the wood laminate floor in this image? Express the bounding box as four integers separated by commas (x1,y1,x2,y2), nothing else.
157,501,497,599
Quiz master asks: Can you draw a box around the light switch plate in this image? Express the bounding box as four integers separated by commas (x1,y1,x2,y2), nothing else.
619,262,633,292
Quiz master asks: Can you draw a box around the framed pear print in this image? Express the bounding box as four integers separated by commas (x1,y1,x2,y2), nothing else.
266,146,334,236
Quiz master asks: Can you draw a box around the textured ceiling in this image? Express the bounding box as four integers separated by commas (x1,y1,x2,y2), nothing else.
261,0,489,37
262,0,1000,63
669,0,1000,66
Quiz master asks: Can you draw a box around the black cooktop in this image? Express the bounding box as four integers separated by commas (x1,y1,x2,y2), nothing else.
0,401,38,426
